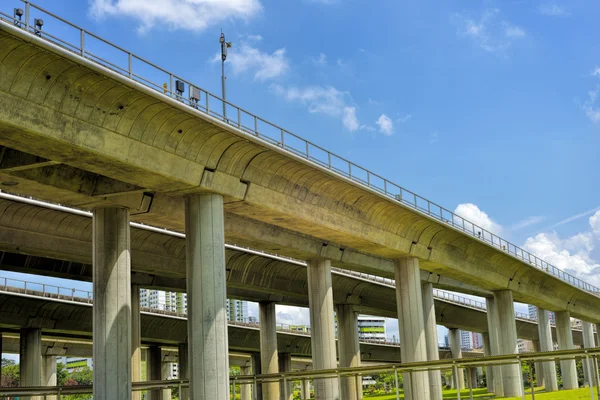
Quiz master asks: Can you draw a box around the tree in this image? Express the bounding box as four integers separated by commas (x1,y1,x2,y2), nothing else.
57,362,69,386
1,359,19,387
62,366,93,400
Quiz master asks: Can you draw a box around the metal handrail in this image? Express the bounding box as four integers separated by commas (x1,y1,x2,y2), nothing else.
0,1,597,297
3,348,600,398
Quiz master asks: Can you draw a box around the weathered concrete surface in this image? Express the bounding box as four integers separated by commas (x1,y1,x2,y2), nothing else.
0,23,599,324
556,311,578,390
482,333,493,394
536,308,558,392
178,343,189,400
132,285,142,400
337,304,362,400
485,298,503,397
42,355,57,400
422,282,442,400
448,328,465,390
93,207,131,400
582,321,597,388
395,258,429,400
185,194,229,400
278,352,293,400
259,302,280,400
20,328,41,400
494,290,522,397
307,259,339,399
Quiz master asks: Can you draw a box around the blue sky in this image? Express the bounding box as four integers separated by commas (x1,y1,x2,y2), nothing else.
2,0,600,346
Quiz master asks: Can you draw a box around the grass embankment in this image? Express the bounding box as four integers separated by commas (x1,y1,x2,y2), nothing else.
363,387,599,400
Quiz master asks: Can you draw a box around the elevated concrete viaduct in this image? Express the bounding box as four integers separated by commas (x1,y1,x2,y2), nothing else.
1,10,599,399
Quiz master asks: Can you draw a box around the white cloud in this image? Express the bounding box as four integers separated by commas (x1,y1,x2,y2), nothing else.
90,0,262,33
524,210,600,286
454,203,503,235
271,84,363,131
583,68,600,124
313,53,327,66
376,114,394,135
246,34,263,42
512,215,546,231
343,107,359,132
454,9,524,54
505,26,525,38
397,114,412,123
276,305,310,326
212,43,289,81
538,4,569,17
429,131,439,144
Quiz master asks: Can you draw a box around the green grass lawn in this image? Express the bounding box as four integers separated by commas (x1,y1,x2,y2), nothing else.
363,388,492,399
500,387,599,399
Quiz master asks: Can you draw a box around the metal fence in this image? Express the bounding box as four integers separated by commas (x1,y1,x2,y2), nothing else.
2,348,600,400
0,0,598,297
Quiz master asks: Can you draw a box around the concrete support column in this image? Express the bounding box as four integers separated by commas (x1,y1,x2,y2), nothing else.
252,353,264,400
448,328,465,391
307,258,339,399
147,346,162,400
132,284,142,400
531,340,543,389
185,194,229,399
178,343,189,400
259,302,280,400
536,307,558,392
20,328,41,400
336,304,362,400
493,290,522,397
301,379,311,400
42,355,57,400
582,321,597,388
279,353,293,400
93,207,132,400
421,283,442,400
394,257,429,400
482,332,494,394
240,366,252,400
485,298,503,396
555,311,578,390
161,361,173,400
469,367,477,389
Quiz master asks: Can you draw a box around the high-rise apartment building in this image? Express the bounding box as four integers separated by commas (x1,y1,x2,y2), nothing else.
227,299,249,322
528,304,555,325
357,316,386,341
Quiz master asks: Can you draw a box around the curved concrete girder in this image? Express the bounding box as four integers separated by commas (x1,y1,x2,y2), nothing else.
0,24,597,324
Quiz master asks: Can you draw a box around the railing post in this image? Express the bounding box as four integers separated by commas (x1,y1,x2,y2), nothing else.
169,74,173,97
80,29,85,56
128,53,133,78
237,108,241,128
24,2,30,31
453,364,461,400
394,367,400,400
280,129,285,147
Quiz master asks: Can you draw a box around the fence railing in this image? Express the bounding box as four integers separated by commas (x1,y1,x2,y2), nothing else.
0,0,598,298
2,348,600,400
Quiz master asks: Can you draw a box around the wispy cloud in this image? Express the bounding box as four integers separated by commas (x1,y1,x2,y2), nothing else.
512,215,546,231
583,67,600,124
313,53,327,66
376,114,394,136
454,8,525,54
429,131,438,144
90,0,262,33
547,206,600,230
270,84,362,131
397,114,412,123
538,3,569,17
211,41,289,81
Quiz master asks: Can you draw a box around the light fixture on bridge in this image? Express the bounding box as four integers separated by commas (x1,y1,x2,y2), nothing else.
219,31,232,119
175,80,185,100
13,8,23,26
34,18,44,36
190,86,201,108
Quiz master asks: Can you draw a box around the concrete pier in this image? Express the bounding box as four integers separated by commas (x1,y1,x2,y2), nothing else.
279,353,293,400
307,258,339,400
147,346,162,400
536,308,558,392
42,355,57,400
93,207,132,400
394,257,430,400
555,311,578,390
132,285,142,400
185,194,229,399
20,328,42,400
482,332,494,394
337,304,362,400
259,301,280,400
240,366,252,400
178,343,189,400
302,379,311,400
493,290,522,397
448,328,465,390
252,353,263,400
161,361,172,400
421,282,443,400
582,321,597,388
